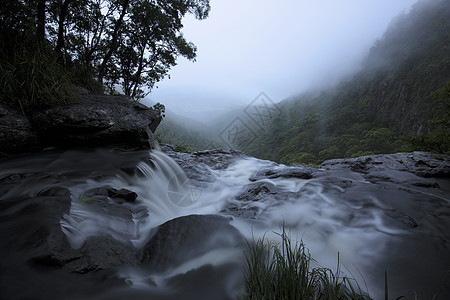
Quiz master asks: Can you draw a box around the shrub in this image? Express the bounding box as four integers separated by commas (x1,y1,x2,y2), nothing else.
0,46,78,114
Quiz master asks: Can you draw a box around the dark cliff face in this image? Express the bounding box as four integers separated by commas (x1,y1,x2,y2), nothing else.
323,0,449,136
361,0,450,135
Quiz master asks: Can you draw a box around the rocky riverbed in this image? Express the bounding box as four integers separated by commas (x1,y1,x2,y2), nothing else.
0,146,449,299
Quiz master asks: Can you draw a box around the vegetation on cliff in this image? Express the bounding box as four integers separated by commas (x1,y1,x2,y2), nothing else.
239,0,450,164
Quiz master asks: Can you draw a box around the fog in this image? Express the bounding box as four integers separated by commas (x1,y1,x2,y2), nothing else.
143,0,417,122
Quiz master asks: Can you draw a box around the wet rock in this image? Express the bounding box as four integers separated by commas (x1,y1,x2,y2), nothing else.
411,181,440,188
0,103,41,156
191,149,247,169
85,186,138,203
0,180,142,279
249,166,313,181
31,94,161,150
398,215,419,228
180,164,216,184
82,185,146,214
0,146,449,299
224,204,260,219
236,182,276,201
37,186,73,197
336,179,354,189
160,143,247,171
227,182,298,219
1,93,162,156
0,173,35,198
320,152,450,178
111,188,138,203
65,237,139,273
0,187,72,263
140,214,244,272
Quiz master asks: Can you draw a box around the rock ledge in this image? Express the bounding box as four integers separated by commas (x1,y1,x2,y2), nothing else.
0,93,161,156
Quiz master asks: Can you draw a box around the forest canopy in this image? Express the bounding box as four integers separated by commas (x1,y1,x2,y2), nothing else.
0,0,210,111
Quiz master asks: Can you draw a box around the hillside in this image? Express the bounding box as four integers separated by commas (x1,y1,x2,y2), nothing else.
239,0,450,165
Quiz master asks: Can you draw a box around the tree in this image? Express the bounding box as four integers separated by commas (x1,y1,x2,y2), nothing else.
114,0,201,98
0,1,34,57
57,0,211,98
1,0,210,99
37,0,46,42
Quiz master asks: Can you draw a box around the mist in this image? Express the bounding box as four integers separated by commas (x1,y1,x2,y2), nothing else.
142,0,417,122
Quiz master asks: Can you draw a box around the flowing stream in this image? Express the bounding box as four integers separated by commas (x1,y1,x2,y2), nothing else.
0,148,449,299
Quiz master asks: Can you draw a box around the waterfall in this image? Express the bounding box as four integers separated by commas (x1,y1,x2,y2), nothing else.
1,148,448,299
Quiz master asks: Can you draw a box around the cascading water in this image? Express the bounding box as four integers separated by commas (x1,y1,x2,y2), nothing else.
0,148,449,299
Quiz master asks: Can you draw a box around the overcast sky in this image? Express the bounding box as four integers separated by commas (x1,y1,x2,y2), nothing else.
143,0,417,120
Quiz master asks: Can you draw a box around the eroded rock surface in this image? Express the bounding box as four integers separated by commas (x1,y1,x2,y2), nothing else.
0,148,448,299
140,214,244,272
31,94,161,150
0,103,41,155
0,93,161,156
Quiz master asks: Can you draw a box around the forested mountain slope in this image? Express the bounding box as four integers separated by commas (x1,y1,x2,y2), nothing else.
362,0,449,133
240,0,449,165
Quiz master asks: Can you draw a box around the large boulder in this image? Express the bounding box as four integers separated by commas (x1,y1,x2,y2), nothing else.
31,94,161,150
0,183,138,299
0,93,161,156
140,214,244,273
0,103,41,156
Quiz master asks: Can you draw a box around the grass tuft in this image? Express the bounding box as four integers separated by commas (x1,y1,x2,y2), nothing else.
0,46,79,114
242,227,372,299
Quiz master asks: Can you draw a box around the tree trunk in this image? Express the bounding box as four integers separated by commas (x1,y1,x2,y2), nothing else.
131,44,147,98
98,0,130,83
37,0,46,43
55,0,72,65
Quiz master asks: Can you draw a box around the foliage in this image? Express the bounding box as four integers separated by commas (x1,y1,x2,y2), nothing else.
0,45,78,114
113,0,205,98
44,0,211,99
0,0,210,112
70,62,105,94
281,152,318,166
240,96,411,165
242,228,371,299
152,102,166,118
407,81,450,154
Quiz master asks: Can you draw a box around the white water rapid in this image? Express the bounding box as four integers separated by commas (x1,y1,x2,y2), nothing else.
0,148,448,299
58,150,396,297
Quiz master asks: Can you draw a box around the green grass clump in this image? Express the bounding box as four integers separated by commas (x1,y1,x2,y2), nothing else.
0,46,78,114
242,228,371,300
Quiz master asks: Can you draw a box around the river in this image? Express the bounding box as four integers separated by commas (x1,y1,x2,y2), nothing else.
0,148,449,299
